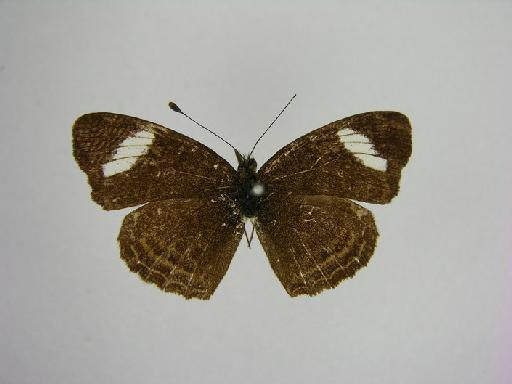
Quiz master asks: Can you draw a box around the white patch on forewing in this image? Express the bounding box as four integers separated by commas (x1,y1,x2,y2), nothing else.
337,128,387,171
102,130,155,177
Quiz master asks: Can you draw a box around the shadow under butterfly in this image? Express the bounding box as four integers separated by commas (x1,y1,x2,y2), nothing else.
72,95,412,300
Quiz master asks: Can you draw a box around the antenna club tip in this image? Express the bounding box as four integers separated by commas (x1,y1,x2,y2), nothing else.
168,101,182,114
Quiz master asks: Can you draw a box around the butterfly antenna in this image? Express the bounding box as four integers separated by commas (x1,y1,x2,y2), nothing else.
249,93,297,157
168,101,237,151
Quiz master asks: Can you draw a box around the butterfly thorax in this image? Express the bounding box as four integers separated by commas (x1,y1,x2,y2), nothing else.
233,152,266,218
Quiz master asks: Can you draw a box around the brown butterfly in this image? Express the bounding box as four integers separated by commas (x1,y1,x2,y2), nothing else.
72,96,411,299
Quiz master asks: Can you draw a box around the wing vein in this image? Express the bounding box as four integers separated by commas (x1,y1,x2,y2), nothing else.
293,229,332,288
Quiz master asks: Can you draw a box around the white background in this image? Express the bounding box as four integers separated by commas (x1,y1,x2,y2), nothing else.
1,2,510,384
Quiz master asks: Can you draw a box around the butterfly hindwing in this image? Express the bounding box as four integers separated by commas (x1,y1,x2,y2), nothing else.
73,113,237,210
118,198,244,300
258,111,412,204
255,194,378,297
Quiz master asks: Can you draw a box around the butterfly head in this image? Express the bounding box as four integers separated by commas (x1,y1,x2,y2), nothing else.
235,149,257,172
234,149,265,218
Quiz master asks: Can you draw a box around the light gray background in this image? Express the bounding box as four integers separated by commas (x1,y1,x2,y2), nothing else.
1,2,510,384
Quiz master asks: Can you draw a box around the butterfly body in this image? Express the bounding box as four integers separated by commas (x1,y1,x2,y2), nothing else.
233,152,265,218
73,109,411,299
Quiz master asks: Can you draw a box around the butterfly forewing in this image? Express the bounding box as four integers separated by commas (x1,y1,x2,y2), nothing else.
255,194,378,297
73,113,237,210
258,112,412,204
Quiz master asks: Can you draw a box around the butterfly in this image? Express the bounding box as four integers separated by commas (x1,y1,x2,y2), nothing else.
72,96,412,300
